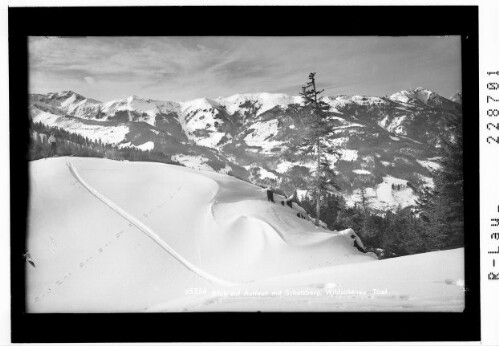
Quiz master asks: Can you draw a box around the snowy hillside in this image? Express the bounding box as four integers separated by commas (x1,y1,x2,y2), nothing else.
30,107,130,145
27,158,464,312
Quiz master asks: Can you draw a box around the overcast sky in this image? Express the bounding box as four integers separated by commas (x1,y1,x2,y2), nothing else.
29,36,461,102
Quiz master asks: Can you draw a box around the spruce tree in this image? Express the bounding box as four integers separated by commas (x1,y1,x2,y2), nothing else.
299,72,341,226
418,114,463,249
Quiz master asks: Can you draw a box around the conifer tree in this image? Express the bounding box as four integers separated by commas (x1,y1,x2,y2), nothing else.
418,114,463,249
299,72,341,225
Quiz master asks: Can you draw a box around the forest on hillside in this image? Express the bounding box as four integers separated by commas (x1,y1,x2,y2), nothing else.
29,121,182,166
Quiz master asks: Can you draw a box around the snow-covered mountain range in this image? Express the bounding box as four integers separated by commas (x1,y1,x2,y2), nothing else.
29,87,462,212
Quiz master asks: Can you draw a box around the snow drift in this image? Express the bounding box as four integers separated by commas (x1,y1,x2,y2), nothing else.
26,157,464,312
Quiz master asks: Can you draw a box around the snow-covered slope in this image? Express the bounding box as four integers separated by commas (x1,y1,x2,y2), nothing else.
154,248,464,312
27,157,376,312
243,119,283,153
178,98,231,147
27,158,463,312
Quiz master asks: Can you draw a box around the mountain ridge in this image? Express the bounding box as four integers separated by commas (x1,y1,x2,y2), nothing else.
30,87,460,112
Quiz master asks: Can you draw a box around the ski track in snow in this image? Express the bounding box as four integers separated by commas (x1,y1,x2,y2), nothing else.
66,160,238,287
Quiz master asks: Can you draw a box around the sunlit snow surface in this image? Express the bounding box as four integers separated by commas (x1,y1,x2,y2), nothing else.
27,158,464,312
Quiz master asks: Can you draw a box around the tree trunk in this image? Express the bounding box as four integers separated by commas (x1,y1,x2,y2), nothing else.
315,138,321,226
310,75,321,227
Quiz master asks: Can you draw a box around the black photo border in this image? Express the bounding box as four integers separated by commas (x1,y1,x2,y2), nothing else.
9,5,480,343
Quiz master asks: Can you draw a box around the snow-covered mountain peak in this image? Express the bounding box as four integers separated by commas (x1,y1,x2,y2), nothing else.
64,91,99,103
177,97,229,148
350,95,388,106
216,92,302,116
122,94,165,105
126,94,142,102
320,94,387,111
218,92,290,103
102,95,180,117
413,87,429,92
52,90,80,98
450,91,462,105
412,87,436,102
180,97,221,113
30,90,103,119
43,90,83,103
58,93,101,117
110,94,150,105
46,90,100,104
389,87,442,105
389,89,413,103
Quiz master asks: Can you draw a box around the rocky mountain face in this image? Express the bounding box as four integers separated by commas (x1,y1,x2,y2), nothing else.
450,91,462,105
28,87,462,212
